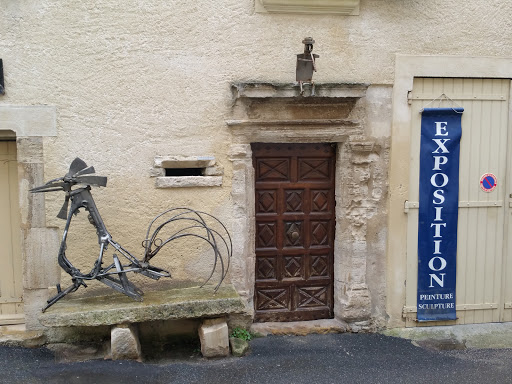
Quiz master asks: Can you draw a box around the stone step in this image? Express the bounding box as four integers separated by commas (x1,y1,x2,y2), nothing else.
0,324,46,348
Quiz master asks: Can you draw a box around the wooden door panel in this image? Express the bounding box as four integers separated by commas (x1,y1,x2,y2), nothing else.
311,189,331,212
405,78,510,326
284,189,305,213
256,190,278,213
283,221,304,247
256,256,278,281
253,143,335,322
283,255,305,279
310,253,330,279
255,158,291,181
256,221,278,249
298,158,333,181
0,141,24,325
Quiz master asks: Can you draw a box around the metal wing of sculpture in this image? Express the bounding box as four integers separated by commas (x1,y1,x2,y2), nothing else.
31,158,231,311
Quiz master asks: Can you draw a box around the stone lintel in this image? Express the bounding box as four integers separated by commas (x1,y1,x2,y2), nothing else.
226,119,360,127
228,123,363,143
0,105,56,137
231,82,368,99
153,155,216,169
39,285,245,327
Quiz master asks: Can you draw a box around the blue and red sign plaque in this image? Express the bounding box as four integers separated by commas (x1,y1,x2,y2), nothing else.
480,173,497,193
417,107,463,321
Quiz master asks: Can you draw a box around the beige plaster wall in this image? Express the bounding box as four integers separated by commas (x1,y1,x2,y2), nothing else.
1,0,511,327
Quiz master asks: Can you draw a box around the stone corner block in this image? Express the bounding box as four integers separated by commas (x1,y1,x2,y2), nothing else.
25,288,51,331
338,285,372,322
199,318,229,358
229,337,250,357
23,227,60,289
111,324,142,361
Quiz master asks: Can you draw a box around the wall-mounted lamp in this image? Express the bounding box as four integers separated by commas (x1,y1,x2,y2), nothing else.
296,37,319,95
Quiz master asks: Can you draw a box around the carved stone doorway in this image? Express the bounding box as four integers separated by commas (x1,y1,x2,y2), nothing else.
228,83,386,328
252,143,335,322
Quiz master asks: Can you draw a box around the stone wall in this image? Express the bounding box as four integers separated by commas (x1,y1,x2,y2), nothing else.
0,0,510,329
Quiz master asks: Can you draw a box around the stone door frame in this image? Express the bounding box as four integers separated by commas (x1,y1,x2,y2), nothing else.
227,83,384,326
0,105,60,329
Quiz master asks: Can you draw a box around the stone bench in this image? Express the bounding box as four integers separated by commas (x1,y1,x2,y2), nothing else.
39,284,246,360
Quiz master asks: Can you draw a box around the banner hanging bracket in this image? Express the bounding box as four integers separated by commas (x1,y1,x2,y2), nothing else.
420,93,464,114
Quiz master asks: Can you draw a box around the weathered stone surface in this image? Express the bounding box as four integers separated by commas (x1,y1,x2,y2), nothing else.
47,342,108,362
199,318,229,357
155,176,223,188
24,288,51,331
39,284,245,327
229,337,249,357
44,325,111,344
251,318,348,336
154,155,216,169
111,324,141,361
23,227,60,289
231,83,368,99
0,324,46,348
339,284,372,322
383,323,512,350
0,106,57,138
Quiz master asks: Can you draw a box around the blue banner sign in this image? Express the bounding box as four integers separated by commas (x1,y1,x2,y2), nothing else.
417,107,463,321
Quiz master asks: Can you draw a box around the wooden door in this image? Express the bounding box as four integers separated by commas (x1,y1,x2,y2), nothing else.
252,143,335,322
0,141,23,325
404,78,511,326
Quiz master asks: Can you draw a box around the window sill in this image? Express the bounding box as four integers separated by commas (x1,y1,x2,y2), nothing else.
155,176,223,189
255,0,360,15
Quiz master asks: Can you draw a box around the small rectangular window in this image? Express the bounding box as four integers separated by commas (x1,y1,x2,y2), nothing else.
165,168,204,177
152,156,223,188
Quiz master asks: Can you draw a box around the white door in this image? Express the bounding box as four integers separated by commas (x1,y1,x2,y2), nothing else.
0,141,24,325
405,78,511,326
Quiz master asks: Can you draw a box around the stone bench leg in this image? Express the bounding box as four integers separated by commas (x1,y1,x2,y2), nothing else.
199,318,229,357
111,324,142,361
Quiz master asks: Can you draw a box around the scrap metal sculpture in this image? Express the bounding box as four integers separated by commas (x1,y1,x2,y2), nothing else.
296,37,319,96
31,158,231,312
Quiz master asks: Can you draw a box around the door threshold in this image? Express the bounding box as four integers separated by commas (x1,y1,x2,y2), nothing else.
0,314,25,326
250,318,347,336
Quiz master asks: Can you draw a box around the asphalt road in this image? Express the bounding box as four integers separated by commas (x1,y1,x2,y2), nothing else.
2,333,512,384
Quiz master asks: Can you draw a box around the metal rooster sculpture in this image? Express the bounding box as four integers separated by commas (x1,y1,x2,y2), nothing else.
31,158,231,312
